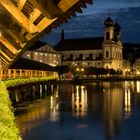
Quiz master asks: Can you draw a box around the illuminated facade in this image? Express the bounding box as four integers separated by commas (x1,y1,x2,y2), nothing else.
55,17,125,71
22,43,61,67
133,58,140,74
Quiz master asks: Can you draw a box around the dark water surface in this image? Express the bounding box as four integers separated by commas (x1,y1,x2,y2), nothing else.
14,81,140,140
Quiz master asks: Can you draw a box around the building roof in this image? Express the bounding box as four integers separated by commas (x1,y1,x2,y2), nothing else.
55,37,103,51
36,44,60,54
28,41,47,51
10,57,55,71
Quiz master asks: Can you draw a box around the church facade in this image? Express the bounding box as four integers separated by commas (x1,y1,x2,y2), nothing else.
55,17,124,71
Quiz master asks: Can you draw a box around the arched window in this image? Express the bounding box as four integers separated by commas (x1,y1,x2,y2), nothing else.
106,32,110,40
106,51,109,58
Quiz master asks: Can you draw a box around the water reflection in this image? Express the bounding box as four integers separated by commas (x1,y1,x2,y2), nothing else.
124,81,131,119
72,85,87,118
13,81,140,140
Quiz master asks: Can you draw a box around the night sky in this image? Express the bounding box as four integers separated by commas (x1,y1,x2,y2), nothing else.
41,0,140,45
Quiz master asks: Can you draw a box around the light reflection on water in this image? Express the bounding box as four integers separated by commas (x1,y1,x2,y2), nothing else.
14,81,140,140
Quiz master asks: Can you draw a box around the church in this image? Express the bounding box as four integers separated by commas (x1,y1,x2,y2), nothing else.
55,17,126,71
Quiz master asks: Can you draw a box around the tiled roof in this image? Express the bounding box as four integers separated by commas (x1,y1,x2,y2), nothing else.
55,37,103,51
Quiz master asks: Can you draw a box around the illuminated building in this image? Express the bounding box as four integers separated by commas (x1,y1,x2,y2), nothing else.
133,58,140,74
55,17,128,71
22,41,61,67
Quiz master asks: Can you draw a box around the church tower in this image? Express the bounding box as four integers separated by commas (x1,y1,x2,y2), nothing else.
114,21,121,42
104,17,114,41
103,17,123,70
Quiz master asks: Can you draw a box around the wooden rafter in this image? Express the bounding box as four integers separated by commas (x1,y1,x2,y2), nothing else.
18,0,27,10
0,36,18,54
0,0,93,68
0,0,39,34
29,0,63,19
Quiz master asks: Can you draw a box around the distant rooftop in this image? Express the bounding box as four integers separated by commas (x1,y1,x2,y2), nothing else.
55,37,103,51
10,57,55,71
28,41,47,51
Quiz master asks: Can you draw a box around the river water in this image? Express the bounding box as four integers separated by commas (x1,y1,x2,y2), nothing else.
14,81,140,140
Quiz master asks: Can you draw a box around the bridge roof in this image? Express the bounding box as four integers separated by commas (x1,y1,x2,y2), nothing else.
10,57,55,71
0,0,93,69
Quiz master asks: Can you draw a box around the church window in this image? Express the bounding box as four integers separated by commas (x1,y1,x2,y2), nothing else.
106,32,110,40
106,51,109,58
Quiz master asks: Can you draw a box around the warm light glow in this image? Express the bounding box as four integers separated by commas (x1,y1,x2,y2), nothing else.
137,71,140,75
50,96,59,122
40,53,42,56
76,68,79,71
124,82,131,119
35,52,38,55
81,68,84,72
72,85,87,118
27,54,30,57
136,81,140,93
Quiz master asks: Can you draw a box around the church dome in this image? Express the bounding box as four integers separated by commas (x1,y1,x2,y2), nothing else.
104,17,113,27
114,22,121,31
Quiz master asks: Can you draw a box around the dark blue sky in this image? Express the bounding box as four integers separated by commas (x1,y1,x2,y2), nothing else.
41,0,140,44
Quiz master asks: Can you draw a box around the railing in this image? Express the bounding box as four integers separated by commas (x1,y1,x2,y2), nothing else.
0,69,58,80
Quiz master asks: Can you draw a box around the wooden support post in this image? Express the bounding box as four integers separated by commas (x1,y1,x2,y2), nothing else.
13,69,16,78
25,70,27,78
20,69,22,78
1,69,4,80
8,69,11,79
35,70,37,77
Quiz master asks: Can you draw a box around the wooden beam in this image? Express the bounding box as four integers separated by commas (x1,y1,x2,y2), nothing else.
29,0,63,19
18,0,27,10
1,60,8,68
30,8,41,23
0,44,15,60
0,36,19,55
0,0,39,34
0,52,12,63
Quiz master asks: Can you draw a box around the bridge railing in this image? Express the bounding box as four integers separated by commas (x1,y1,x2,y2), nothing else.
0,69,58,80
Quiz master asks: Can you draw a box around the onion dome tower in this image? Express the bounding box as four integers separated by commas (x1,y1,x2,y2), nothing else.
114,21,121,42
104,17,114,41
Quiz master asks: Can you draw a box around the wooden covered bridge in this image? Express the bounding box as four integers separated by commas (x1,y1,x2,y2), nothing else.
0,0,93,68
0,0,93,80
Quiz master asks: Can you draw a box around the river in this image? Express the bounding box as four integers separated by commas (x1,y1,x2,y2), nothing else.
12,81,140,140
